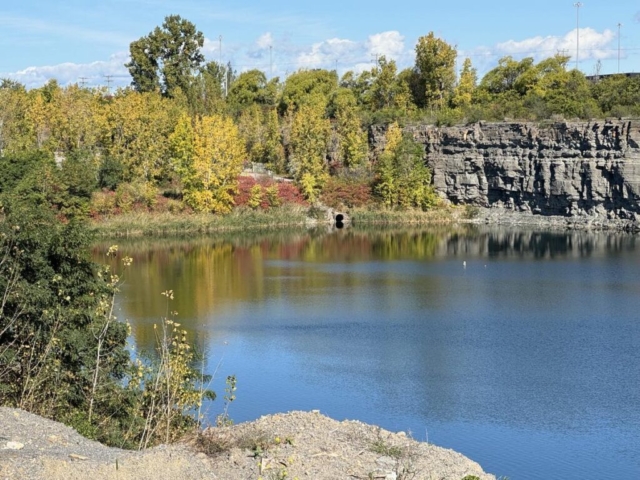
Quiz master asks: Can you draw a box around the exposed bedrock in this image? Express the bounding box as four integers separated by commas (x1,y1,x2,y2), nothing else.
372,120,640,222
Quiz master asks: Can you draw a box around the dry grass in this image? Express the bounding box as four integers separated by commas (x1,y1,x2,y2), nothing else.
90,206,309,237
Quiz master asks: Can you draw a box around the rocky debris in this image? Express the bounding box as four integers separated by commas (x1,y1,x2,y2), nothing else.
372,120,640,229
0,408,215,480
199,411,494,480
0,407,494,480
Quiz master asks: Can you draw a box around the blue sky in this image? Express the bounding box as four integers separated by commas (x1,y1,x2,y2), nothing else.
1,0,639,89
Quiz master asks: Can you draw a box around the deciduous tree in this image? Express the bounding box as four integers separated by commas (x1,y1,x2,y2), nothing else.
414,33,457,109
126,15,204,97
451,58,477,109
170,114,246,213
288,101,331,200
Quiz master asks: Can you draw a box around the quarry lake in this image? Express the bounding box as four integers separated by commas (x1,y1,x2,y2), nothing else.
95,226,640,480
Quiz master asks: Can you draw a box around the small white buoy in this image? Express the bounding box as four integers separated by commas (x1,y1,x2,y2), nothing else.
463,261,466,268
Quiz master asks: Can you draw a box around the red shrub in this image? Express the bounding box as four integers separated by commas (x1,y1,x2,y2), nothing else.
234,175,307,208
320,177,373,209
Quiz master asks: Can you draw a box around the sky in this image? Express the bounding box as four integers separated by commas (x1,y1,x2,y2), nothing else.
1,0,639,89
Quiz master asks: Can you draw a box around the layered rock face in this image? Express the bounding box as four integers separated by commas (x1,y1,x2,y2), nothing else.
403,120,640,220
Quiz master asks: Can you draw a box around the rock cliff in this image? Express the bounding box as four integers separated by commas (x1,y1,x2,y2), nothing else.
374,120,640,223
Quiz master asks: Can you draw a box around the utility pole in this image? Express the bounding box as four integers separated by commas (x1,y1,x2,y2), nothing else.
574,2,583,71
219,35,224,95
270,45,273,79
78,77,88,87
594,59,602,82
371,53,379,72
617,22,623,73
104,74,113,93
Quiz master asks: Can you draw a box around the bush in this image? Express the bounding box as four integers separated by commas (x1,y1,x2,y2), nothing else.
234,176,307,209
90,190,117,216
320,177,372,209
0,197,215,449
435,107,464,127
115,182,158,213
276,181,307,206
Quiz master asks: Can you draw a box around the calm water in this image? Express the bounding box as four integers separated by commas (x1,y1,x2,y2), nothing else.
95,227,640,480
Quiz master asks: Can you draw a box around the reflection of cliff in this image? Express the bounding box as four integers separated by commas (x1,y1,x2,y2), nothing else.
434,227,638,260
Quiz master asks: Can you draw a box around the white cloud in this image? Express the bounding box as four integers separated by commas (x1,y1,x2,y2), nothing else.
294,31,410,73
256,32,273,50
3,52,130,90
366,31,405,59
496,28,616,61
296,38,359,69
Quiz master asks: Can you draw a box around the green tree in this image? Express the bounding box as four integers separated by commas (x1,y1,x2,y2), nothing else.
368,56,412,113
591,74,640,116
237,105,285,171
279,69,338,114
480,56,536,95
227,70,279,113
414,33,457,109
187,61,226,116
126,15,204,97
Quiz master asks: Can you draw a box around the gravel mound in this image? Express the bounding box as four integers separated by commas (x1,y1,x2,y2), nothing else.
0,407,494,479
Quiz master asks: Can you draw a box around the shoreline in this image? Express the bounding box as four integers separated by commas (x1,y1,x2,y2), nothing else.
89,205,640,238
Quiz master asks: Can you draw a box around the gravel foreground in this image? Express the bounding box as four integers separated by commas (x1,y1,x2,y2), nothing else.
0,407,494,480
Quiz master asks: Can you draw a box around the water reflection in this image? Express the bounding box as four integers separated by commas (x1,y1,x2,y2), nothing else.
93,226,640,480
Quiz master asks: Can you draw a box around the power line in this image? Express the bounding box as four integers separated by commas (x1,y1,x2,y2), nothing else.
618,23,623,73
371,53,380,71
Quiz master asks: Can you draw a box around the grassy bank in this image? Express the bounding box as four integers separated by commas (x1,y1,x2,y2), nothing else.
90,205,310,237
90,204,461,238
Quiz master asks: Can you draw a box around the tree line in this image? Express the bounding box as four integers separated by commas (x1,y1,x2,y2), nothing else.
1,15,639,215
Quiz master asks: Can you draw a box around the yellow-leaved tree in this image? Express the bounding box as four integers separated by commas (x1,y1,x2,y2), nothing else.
170,114,246,213
451,58,477,109
333,88,368,168
0,81,31,154
104,90,182,182
375,122,437,210
288,101,330,201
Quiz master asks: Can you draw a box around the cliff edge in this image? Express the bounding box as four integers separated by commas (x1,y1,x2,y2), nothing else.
374,119,640,228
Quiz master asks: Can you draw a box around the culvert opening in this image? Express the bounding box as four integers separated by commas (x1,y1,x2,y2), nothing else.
335,214,344,223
